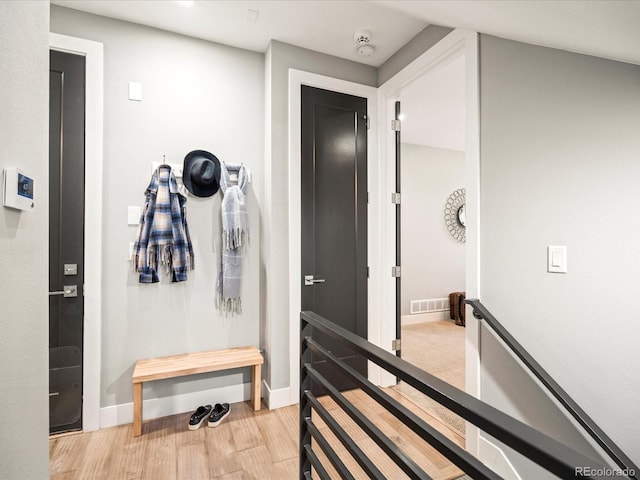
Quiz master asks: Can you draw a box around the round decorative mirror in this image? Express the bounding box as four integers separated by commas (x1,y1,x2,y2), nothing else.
457,205,466,227
444,188,466,243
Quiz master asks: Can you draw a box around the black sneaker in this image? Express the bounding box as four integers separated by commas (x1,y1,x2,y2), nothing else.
207,403,230,427
188,405,212,430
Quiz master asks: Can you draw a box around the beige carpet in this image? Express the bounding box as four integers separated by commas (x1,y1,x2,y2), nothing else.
393,320,466,436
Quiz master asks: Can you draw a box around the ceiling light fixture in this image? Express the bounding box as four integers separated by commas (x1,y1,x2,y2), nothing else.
354,29,375,57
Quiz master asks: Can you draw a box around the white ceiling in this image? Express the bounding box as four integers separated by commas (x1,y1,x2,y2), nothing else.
377,0,640,67
52,0,640,68
51,0,428,67
51,0,640,153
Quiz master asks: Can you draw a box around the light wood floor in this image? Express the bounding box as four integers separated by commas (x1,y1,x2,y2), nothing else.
50,389,465,480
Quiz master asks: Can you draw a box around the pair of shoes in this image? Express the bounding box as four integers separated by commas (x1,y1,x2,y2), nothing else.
208,403,230,427
188,404,213,430
187,403,231,430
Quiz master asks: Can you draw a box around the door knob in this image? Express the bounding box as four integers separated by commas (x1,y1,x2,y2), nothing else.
304,275,326,286
49,285,78,298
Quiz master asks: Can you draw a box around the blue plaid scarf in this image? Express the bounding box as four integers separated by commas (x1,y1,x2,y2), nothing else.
132,165,194,283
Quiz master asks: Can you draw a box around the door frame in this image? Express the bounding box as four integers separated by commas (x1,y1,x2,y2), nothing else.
49,33,103,432
377,29,481,454
288,70,379,405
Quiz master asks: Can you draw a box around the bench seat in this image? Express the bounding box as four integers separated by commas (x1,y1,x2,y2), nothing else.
132,346,263,436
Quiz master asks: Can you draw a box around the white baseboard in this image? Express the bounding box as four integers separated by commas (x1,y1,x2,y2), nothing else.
479,435,522,480
99,382,251,429
401,311,449,325
262,380,294,409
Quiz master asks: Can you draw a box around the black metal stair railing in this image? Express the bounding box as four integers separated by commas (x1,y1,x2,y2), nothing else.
300,309,636,480
466,298,639,480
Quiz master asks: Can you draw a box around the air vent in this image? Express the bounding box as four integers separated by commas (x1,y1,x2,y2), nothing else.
410,297,449,314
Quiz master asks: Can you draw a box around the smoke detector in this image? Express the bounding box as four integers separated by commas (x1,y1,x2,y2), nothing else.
354,29,375,57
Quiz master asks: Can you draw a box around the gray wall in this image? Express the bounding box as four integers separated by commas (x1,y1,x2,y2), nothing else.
481,326,609,478
480,34,640,465
378,25,453,86
49,6,380,406
51,6,264,408
0,1,50,478
264,40,377,390
401,143,465,315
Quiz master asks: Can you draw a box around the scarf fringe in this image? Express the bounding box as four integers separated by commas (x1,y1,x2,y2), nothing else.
131,245,194,273
217,295,243,316
222,228,249,251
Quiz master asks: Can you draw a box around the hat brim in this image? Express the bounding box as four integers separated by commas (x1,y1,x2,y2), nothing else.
183,150,221,198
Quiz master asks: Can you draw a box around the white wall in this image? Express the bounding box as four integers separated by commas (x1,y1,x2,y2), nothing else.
51,6,264,414
479,34,640,467
401,143,465,316
0,0,50,477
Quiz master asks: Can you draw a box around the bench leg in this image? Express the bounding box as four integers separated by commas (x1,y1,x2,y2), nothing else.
133,382,143,436
251,364,261,411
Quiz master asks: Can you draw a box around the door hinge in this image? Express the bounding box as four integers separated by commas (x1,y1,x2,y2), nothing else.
367,192,370,204
392,266,401,277
391,192,401,204
364,114,370,129
392,339,401,351
367,266,370,278
391,119,401,132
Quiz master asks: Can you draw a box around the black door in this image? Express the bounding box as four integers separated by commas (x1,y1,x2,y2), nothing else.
49,50,86,435
301,86,368,391
394,101,402,359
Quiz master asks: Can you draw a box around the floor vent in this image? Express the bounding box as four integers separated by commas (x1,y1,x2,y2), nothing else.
410,297,450,314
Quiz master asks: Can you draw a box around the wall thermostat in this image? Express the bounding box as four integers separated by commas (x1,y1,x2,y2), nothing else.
3,168,35,211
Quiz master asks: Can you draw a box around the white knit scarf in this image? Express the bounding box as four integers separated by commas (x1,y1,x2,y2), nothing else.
216,164,249,315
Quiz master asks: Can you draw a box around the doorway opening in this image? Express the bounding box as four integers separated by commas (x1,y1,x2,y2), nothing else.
49,49,86,435
394,51,467,438
287,70,379,407
376,30,481,452
49,32,103,433
300,85,368,393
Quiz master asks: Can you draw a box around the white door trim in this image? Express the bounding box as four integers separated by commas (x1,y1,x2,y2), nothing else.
49,33,104,432
288,70,379,406
377,29,481,454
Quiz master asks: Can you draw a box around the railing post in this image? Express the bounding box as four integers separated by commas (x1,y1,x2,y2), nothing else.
300,314,312,479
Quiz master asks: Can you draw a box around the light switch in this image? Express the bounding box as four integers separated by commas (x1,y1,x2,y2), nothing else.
128,206,141,225
547,246,567,273
128,81,142,101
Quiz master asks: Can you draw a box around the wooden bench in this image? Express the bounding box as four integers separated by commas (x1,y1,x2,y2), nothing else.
132,346,264,436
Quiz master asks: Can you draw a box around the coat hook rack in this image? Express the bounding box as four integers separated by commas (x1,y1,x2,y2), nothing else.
224,163,252,184
151,155,183,178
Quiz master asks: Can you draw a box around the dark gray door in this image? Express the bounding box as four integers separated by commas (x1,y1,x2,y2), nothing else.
49,50,85,435
395,101,402,359
301,86,368,391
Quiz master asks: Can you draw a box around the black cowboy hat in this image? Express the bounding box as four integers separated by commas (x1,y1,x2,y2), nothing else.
183,150,221,197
